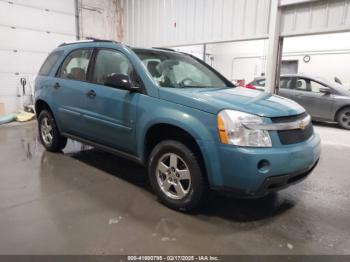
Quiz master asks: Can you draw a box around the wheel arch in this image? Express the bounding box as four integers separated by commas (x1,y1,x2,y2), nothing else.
34,99,64,132
35,99,53,118
334,105,350,121
143,123,208,183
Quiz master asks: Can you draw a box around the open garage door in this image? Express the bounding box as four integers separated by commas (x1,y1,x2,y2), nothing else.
0,0,77,114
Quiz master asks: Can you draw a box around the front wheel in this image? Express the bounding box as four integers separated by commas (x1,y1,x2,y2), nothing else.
337,107,350,130
38,110,67,152
148,140,206,212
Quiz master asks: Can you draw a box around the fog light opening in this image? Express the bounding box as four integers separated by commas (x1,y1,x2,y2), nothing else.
258,160,270,173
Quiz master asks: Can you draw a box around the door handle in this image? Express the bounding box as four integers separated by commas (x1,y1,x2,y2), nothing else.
86,90,96,98
53,82,60,89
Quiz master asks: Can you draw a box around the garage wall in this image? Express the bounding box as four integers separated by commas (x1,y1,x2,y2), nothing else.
194,32,350,86
0,0,77,114
121,0,271,47
79,0,123,41
121,0,350,47
281,0,350,37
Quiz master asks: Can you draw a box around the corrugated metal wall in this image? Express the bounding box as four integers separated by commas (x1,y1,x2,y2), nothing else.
122,0,271,47
281,0,350,37
122,0,350,47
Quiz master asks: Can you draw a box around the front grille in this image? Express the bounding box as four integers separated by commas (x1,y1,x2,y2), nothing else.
271,112,308,123
271,112,314,145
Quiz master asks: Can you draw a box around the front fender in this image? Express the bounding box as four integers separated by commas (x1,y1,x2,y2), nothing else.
136,95,223,185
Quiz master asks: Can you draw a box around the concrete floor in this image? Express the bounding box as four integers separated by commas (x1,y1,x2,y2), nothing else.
0,121,349,255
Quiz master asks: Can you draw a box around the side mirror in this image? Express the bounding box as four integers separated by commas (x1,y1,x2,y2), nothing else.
319,87,331,95
104,74,140,92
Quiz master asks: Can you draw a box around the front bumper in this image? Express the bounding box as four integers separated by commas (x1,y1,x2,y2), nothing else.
254,159,318,197
212,160,318,198
202,133,321,197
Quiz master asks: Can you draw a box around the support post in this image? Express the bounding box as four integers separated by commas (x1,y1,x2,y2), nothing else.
203,43,207,62
265,0,283,94
75,0,80,40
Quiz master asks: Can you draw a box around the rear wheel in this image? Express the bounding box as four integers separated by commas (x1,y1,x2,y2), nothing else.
337,107,350,130
38,110,67,152
148,140,206,212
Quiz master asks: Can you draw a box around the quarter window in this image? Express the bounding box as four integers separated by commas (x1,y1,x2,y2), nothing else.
39,51,63,76
58,49,92,81
92,49,134,85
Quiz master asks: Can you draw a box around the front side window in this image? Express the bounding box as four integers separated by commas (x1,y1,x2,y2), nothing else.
310,80,326,93
58,49,92,81
296,78,326,93
134,50,231,88
92,49,134,85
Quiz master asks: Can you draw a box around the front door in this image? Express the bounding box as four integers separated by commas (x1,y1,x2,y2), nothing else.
293,77,334,120
81,49,139,154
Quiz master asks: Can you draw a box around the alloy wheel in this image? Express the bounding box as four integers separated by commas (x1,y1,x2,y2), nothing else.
156,153,191,200
41,117,53,146
340,110,350,129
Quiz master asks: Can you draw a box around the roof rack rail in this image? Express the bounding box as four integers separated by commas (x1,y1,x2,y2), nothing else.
152,47,176,52
85,37,119,43
59,38,119,47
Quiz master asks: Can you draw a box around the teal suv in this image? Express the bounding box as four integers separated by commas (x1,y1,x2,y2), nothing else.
35,39,321,211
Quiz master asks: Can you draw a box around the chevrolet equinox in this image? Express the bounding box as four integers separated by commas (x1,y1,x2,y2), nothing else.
35,40,321,211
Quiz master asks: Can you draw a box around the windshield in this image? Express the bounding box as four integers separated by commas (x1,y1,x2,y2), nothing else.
133,49,232,88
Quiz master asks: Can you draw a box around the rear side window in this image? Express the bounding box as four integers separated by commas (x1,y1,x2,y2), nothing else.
58,49,92,81
38,51,63,76
279,77,294,89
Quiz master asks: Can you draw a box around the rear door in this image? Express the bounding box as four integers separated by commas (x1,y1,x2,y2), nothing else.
293,77,334,119
277,76,296,100
53,48,93,135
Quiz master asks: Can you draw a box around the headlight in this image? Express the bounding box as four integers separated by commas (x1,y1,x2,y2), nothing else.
217,110,272,147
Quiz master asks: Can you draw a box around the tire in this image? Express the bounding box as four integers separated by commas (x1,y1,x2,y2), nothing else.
38,110,67,152
336,107,350,130
148,140,206,212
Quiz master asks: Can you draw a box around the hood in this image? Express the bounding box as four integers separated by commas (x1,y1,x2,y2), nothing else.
332,85,350,96
159,86,305,117
341,87,350,95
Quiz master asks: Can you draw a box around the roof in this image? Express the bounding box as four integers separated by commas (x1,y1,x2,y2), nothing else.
252,74,350,92
253,73,330,83
57,39,180,55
